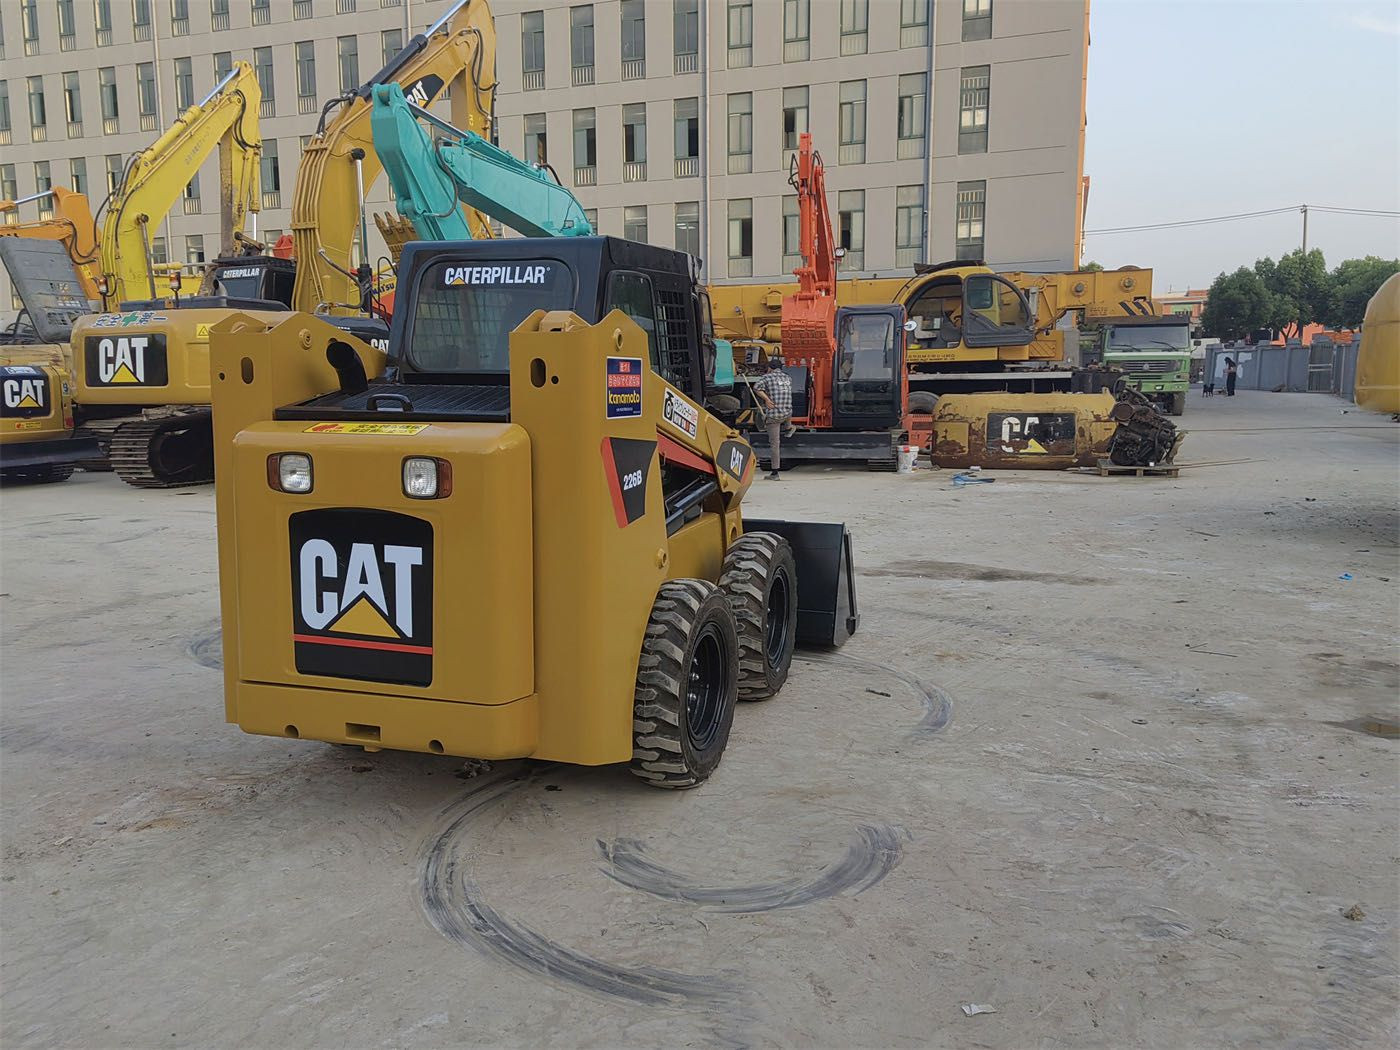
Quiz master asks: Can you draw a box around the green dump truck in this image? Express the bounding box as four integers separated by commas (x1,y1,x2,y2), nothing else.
1100,315,1192,416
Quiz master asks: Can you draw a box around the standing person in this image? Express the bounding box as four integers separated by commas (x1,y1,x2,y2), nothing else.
752,356,794,480
1225,356,1238,397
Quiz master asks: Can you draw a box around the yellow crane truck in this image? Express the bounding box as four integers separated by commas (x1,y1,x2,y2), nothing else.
210,236,858,787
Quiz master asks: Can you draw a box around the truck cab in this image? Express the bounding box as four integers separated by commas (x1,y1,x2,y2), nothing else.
1100,315,1191,416
831,304,908,431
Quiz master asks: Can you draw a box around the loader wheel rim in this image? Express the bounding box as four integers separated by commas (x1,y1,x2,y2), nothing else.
765,568,792,666
685,625,728,752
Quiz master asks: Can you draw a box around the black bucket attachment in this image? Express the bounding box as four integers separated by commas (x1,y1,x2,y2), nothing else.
744,519,859,648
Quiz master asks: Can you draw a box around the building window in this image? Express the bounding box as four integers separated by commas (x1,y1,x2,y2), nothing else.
183,172,200,213
21,0,40,55
895,184,924,267
897,73,926,159
727,0,752,68
674,201,699,258
727,92,752,174
673,0,698,74
782,85,808,156
105,153,123,194
572,107,596,184
94,0,114,44
133,0,152,41
99,66,118,132
63,72,83,136
335,0,355,12
70,157,88,196
34,162,53,219
956,180,986,260
673,97,698,177
136,62,157,130
381,29,402,67
296,41,317,112
261,138,280,207
728,199,752,278
783,0,809,62
337,36,359,94
251,0,271,27
0,166,17,209
254,46,275,116
623,103,647,182
213,51,233,83
210,0,229,31
520,11,544,90
570,6,594,87
174,57,194,111
186,233,205,264
151,236,168,266
293,0,311,18
782,194,800,273
0,82,10,146
621,0,645,80
524,112,547,165
172,0,190,34
58,0,77,47
27,76,47,139
838,80,866,164
583,207,598,233
900,0,929,48
624,205,647,243
963,0,992,41
839,0,867,55
838,190,864,271
959,65,990,153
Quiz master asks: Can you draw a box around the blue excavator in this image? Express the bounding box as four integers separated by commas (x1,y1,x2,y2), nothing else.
370,82,592,242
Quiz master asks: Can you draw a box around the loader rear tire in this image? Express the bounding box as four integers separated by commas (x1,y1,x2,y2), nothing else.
719,532,797,701
630,580,739,789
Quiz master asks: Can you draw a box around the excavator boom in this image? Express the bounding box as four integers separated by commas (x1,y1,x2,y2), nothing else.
371,83,591,241
100,63,262,307
291,0,497,314
0,187,102,301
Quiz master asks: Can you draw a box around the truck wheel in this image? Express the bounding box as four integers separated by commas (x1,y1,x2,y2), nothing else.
719,532,798,701
908,391,939,415
630,580,739,789
1170,392,1186,416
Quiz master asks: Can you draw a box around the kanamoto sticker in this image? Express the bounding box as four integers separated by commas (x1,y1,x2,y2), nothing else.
303,423,430,435
606,357,644,419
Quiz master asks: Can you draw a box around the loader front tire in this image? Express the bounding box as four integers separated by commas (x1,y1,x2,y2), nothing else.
719,532,798,701
630,580,739,789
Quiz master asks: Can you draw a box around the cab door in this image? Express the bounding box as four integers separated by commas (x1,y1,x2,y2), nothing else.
961,273,1034,347
831,305,906,431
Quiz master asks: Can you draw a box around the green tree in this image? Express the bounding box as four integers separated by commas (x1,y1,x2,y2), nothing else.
1080,261,1104,272
1255,249,1330,340
1325,256,1400,329
1201,267,1273,340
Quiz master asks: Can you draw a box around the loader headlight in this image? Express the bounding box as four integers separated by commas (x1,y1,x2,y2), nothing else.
268,452,313,493
403,457,452,499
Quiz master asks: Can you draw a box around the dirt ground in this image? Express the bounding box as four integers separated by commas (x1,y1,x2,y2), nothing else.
2,390,1397,1049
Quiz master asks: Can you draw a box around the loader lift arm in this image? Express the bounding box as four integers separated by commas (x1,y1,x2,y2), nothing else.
0,188,102,301
291,0,498,315
371,83,592,242
100,63,262,308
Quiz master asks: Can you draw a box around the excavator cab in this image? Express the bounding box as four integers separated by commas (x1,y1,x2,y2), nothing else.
903,266,1035,353
831,305,908,431
199,256,298,308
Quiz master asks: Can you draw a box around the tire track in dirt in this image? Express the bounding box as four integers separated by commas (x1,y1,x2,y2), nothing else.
187,620,223,670
797,651,953,734
596,823,909,912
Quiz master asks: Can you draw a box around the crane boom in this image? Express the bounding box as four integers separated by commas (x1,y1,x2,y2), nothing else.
100,63,262,307
291,0,497,314
371,83,591,241
0,188,102,301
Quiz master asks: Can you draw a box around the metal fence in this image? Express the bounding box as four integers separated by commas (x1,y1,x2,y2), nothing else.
1203,340,1358,402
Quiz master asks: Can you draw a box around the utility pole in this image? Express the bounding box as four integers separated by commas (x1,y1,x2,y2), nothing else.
1301,204,1309,254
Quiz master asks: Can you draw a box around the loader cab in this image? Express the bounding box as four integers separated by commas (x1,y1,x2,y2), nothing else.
831,305,908,430
902,265,1034,351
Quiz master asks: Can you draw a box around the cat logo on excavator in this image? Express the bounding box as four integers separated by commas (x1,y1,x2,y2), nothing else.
1,372,48,417
84,334,170,386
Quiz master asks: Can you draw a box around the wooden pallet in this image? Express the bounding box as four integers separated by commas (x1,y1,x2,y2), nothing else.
1089,457,1180,478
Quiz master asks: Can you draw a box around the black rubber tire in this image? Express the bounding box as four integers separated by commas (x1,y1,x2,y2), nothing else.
707,393,742,418
719,532,798,702
630,580,739,789
1169,392,1186,417
908,390,940,415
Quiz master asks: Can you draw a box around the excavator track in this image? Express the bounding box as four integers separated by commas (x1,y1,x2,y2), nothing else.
107,412,215,488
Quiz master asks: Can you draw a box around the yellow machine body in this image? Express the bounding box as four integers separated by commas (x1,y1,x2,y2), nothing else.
1355,272,1400,415
0,187,102,301
930,390,1118,469
1,345,74,446
211,310,755,764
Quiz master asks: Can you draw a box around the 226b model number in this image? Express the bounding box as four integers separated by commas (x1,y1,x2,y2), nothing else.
622,469,644,491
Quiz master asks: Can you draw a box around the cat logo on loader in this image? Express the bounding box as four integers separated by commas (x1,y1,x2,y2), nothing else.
3,378,45,412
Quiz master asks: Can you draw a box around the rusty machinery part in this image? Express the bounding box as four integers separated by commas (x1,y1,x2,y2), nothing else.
929,390,1119,470
1106,383,1183,468
107,411,215,488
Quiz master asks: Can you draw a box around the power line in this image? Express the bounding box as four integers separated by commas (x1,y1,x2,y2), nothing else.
1084,204,1400,236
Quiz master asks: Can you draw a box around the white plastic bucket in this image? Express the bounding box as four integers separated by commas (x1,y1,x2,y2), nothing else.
897,445,919,474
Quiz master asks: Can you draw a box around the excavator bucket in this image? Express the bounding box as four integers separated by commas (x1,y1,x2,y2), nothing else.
744,519,859,647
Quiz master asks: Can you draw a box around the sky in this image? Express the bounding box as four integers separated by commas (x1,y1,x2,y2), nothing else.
1083,0,1400,290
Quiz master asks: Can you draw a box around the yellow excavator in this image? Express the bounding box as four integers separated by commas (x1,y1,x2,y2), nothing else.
0,187,102,303
69,60,264,486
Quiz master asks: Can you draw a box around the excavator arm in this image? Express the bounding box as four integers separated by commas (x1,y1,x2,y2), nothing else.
291,0,497,314
371,83,591,241
100,63,261,307
1005,267,1156,334
0,187,101,301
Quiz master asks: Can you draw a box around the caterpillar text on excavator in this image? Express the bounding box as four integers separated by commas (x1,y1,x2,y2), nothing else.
211,235,858,786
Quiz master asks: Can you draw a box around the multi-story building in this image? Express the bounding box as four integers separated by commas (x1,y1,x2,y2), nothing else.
0,0,1089,310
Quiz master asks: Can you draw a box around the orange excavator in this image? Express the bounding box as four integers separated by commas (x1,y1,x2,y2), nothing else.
748,133,920,469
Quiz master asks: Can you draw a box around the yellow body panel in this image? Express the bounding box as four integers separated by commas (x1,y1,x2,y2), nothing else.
210,309,753,765
0,346,73,447
930,390,1118,469
1355,273,1400,415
